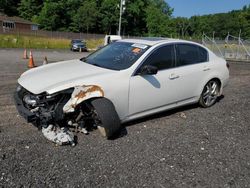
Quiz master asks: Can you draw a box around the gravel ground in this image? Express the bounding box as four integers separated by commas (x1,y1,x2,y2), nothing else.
0,48,249,188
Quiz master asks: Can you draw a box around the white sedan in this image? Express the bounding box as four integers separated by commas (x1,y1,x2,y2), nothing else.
14,38,229,144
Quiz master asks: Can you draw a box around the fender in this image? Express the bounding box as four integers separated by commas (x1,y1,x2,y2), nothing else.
63,85,104,113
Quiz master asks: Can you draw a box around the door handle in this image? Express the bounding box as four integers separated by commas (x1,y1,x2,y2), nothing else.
203,67,210,71
169,73,180,80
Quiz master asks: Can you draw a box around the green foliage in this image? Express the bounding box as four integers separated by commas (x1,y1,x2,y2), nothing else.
173,4,250,39
145,5,170,37
99,0,120,34
18,0,43,21
37,1,61,30
0,0,21,16
72,0,98,33
1,0,250,39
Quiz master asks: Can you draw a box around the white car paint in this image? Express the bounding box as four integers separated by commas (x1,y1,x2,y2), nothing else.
104,35,122,45
18,38,229,123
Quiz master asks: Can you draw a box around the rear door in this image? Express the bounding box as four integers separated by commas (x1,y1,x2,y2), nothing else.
170,43,210,101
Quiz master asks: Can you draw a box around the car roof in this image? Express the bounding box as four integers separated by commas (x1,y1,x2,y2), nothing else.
71,39,85,42
120,38,194,46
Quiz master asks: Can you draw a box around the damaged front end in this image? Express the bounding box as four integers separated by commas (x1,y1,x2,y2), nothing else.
14,84,104,146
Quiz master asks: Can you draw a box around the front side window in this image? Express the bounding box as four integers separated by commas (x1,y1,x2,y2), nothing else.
176,44,208,66
83,42,150,70
140,45,175,71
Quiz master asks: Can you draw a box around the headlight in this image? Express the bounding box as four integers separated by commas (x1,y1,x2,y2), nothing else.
23,94,38,107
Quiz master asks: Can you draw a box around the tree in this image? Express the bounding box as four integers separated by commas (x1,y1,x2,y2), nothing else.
145,0,173,37
125,0,146,35
73,0,98,33
37,1,62,30
0,0,21,16
18,0,43,21
99,0,120,34
173,17,190,38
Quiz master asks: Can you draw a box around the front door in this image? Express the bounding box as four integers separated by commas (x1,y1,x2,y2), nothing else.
129,44,177,115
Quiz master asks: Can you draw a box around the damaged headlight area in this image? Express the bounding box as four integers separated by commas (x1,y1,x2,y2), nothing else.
15,85,73,126
23,94,38,107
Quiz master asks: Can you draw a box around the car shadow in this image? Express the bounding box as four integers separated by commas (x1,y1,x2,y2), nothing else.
111,95,225,140
143,75,161,88
124,103,199,127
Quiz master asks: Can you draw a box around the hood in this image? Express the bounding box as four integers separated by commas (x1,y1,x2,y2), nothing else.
18,59,114,94
73,42,85,46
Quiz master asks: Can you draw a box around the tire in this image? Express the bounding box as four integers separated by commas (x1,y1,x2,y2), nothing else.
199,79,220,108
91,98,121,139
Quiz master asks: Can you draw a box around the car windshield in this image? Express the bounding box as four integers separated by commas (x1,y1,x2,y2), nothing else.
82,42,150,70
72,40,82,43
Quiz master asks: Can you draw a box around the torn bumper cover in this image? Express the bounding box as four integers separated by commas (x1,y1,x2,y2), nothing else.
63,85,104,113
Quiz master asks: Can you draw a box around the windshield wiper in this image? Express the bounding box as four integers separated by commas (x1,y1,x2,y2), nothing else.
80,58,101,68
80,57,86,62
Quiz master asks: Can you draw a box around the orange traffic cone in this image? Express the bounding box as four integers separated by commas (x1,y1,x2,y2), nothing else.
23,49,28,59
43,56,48,65
28,51,35,68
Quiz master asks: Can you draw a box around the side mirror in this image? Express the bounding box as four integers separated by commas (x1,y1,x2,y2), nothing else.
139,65,158,75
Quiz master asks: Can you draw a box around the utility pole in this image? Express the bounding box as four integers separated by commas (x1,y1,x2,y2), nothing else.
118,0,126,36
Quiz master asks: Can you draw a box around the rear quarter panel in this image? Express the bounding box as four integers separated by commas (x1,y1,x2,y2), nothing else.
198,52,229,95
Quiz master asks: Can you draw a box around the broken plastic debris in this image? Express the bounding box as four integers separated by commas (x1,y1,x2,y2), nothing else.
81,128,88,135
180,112,187,119
42,125,75,146
160,158,166,162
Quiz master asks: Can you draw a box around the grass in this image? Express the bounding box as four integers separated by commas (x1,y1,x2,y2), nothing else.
86,38,104,49
0,34,104,50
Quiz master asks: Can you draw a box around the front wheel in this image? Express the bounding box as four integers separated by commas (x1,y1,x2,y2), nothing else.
199,80,220,108
91,98,121,138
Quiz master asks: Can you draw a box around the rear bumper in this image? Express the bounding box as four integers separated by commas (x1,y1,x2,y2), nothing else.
14,91,37,123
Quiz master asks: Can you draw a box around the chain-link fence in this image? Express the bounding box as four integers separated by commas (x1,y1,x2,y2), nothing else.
202,32,250,62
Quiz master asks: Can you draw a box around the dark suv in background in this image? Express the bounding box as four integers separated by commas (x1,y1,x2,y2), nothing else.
70,39,87,52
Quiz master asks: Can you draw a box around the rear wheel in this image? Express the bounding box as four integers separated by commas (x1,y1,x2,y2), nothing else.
91,98,121,138
199,80,220,108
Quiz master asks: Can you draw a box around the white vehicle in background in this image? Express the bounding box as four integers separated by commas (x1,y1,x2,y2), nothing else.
14,38,229,145
104,35,122,45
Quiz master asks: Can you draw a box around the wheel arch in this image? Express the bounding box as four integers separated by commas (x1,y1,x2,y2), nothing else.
199,77,222,96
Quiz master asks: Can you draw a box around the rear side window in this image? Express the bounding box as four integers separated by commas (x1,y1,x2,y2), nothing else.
176,44,208,66
142,45,175,70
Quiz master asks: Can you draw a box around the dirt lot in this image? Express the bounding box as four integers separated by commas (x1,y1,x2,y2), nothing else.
0,48,249,187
